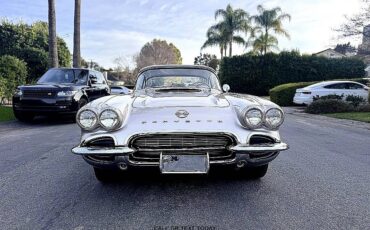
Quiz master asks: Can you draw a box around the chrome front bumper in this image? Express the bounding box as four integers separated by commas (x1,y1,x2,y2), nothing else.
72,142,289,168
72,142,289,155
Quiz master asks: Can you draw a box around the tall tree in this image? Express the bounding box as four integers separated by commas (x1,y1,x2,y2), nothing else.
213,4,250,56
201,27,228,58
73,0,81,67
48,0,58,67
252,5,291,55
194,53,220,70
334,42,357,55
252,34,279,55
202,4,250,57
135,39,182,71
336,0,370,38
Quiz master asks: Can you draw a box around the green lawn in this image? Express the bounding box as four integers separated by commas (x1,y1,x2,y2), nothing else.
0,106,15,122
325,112,370,123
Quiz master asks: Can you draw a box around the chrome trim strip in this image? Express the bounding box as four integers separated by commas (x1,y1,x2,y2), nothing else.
72,146,134,155
230,142,289,152
72,142,288,156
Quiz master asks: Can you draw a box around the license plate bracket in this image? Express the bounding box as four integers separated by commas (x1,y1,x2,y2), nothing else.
160,153,209,174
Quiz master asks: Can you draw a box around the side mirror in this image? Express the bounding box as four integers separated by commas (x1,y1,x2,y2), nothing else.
222,84,230,93
89,76,98,85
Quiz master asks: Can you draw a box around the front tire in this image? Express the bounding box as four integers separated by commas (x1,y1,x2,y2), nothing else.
14,110,35,122
93,167,117,183
248,164,269,179
237,164,269,179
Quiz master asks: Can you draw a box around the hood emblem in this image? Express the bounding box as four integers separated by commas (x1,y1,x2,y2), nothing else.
48,92,52,96
175,110,189,118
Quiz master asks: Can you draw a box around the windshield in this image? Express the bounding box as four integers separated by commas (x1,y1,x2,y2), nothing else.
37,69,88,84
135,68,221,91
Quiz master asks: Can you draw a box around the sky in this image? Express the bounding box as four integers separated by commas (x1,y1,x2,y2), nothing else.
0,0,365,68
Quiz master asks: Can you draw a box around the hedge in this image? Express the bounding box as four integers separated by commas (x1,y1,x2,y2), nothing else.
219,51,365,96
269,78,369,106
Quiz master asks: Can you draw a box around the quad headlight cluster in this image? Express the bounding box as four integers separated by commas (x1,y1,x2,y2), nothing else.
76,107,124,131
243,107,284,130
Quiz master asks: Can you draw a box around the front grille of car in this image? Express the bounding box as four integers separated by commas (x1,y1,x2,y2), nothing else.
131,134,233,149
129,133,235,162
22,90,56,98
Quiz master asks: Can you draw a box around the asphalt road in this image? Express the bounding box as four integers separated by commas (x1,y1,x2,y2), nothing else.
0,112,369,230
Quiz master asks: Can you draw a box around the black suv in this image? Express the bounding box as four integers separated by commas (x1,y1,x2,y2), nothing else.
13,68,110,122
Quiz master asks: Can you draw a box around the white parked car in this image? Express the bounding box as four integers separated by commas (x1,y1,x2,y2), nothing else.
72,65,288,182
293,81,369,105
110,86,132,95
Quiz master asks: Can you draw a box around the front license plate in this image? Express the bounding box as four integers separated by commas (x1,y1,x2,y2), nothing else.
160,153,209,174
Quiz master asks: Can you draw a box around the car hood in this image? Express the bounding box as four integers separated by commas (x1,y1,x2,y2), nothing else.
19,84,82,91
87,92,277,112
132,93,230,108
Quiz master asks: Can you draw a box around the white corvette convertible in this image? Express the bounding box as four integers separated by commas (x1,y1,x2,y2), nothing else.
72,65,288,182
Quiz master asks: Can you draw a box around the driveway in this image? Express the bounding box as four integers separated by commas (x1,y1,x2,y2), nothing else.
0,113,369,229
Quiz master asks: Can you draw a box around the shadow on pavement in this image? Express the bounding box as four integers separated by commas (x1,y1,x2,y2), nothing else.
98,166,262,186
15,115,76,127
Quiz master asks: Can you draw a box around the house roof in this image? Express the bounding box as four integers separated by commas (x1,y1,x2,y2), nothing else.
313,48,346,57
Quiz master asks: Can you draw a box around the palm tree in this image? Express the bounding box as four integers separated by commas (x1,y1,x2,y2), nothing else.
252,34,279,55
212,4,250,56
252,5,291,55
73,0,81,67
48,0,58,67
201,27,228,58
202,4,250,57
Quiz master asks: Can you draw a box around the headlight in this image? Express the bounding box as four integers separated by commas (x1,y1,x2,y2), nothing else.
57,90,77,97
99,108,122,131
14,89,22,96
244,108,263,129
264,108,284,129
76,109,98,130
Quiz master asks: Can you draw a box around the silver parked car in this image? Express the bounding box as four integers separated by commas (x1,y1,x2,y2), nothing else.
72,65,288,182
110,85,132,95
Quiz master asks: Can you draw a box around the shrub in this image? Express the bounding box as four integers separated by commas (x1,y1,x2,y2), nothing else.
269,82,316,106
305,99,353,114
357,103,370,112
219,51,365,96
313,94,344,101
269,78,369,106
0,55,27,102
345,95,366,107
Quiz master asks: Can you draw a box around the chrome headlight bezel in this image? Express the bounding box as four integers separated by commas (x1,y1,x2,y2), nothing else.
264,108,284,130
98,107,123,131
243,107,264,129
76,109,99,131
